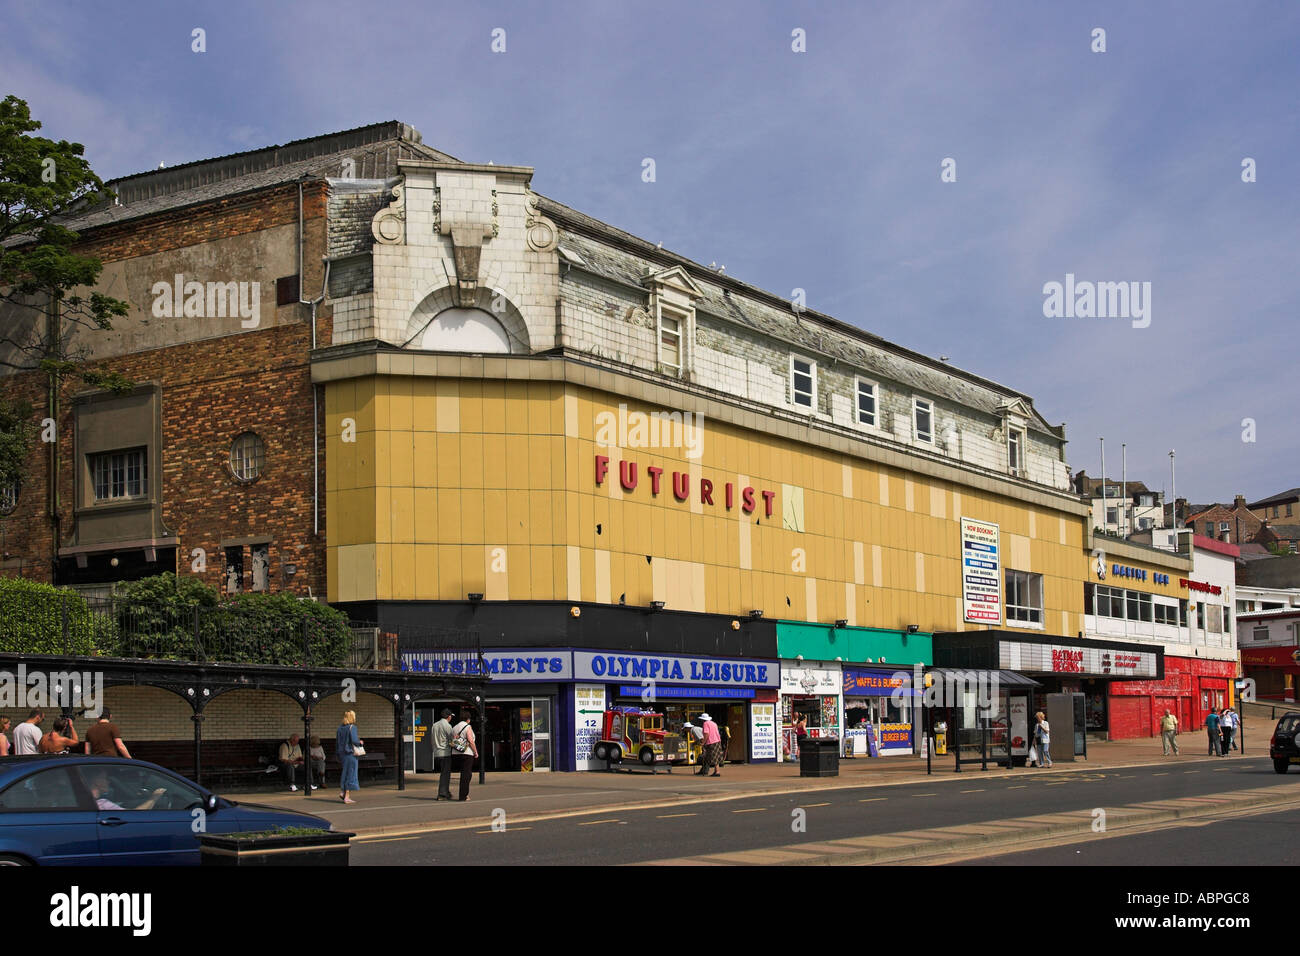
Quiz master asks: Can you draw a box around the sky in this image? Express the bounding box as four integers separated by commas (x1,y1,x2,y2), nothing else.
3,0,1296,504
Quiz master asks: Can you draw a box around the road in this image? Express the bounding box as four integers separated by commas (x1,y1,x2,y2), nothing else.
351,756,1296,865
961,805,1300,865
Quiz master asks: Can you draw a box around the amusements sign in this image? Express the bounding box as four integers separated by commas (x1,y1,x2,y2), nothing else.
961,517,1002,624
574,684,606,771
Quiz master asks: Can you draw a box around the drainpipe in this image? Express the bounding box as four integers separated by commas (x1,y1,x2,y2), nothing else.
47,294,61,584
298,178,331,537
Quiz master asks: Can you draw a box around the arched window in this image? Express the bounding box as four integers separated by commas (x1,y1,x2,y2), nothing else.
419,307,511,353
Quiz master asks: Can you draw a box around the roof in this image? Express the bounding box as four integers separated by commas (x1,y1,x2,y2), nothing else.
1249,488,1300,509
1237,608,1300,621
1186,503,1262,523
1077,475,1153,496
543,199,1065,437
63,121,460,233
1261,524,1300,540
1192,534,1240,558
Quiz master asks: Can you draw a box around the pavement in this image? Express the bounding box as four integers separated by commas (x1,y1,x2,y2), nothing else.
237,736,1267,837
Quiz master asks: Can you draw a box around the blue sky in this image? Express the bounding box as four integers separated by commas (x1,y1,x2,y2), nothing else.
4,0,1297,504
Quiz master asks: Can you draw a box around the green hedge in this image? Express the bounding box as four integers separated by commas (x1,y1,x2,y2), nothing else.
0,578,98,654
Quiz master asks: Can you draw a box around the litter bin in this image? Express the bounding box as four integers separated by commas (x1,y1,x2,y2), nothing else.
799,737,839,777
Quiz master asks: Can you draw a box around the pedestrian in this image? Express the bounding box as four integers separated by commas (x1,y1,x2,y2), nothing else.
1033,712,1052,767
1025,732,1040,767
1160,709,1180,756
432,708,455,800
308,735,327,787
1204,708,1221,756
12,709,44,755
84,708,131,758
337,710,363,804
449,713,478,801
279,733,307,791
39,716,79,754
1220,708,1237,755
699,712,723,777
684,721,705,771
0,716,11,756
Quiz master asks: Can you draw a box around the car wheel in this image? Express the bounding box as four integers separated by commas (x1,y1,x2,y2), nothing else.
594,743,609,761
1274,759,1290,774
0,855,32,866
639,747,656,766
609,745,622,763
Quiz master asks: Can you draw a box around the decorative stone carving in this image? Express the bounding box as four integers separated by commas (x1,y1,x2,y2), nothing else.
524,191,558,252
623,306,653,328
431,187,441,234
371,182,405,245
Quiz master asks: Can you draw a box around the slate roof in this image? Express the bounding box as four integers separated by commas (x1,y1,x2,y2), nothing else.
1249,488,1300,509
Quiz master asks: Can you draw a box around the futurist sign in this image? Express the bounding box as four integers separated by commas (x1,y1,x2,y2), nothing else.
961,517,1002,624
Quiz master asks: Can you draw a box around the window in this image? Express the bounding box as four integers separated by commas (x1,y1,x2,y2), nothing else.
1005,570,1043,624
229,432,266,482
1253,626,1269,642
1007,429,1023,474
1204,521,1213,536
0,481,17,516
1106,507,1118,525
1138,517,1153,530
658,311,682,372
91,448,147,501
0,766,86,811
76,764,201,812
251,543,270,593
1095,584,1124,618
276,274,301,306
1219,522,1230,539
791,357,816,410
1126,590,1153,623
855,379,877,427
913,398,933,444
1288,503,1294,517
1154,601,1178,626
1205,604,1223,634
225,546,244,593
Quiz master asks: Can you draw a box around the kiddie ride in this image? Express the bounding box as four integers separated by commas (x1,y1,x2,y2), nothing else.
593,708,700,773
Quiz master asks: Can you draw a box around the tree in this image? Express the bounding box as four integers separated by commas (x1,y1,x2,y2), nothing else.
0,94,131,483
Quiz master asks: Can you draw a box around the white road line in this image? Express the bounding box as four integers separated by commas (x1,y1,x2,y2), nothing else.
733,807,768,813
577,819,621,826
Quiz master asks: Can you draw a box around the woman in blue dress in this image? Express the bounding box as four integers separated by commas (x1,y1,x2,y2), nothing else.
337,710,363,804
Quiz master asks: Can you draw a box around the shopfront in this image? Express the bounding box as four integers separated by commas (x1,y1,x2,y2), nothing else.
572,649,781,766
934,630,1163,740
841,667,916,756
778,661,842,761
403,647,570,773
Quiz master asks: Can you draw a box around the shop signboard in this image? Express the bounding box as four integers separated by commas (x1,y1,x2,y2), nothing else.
1000,640,1158,679
842,666,922,697
780,663,841,696
573,684,606,771
750,703,777,761
401,648,574,681
961,517,1002,624
574,650,778,687
878,722,912,751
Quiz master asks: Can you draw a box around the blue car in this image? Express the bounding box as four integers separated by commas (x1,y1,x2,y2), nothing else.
0,755,331,865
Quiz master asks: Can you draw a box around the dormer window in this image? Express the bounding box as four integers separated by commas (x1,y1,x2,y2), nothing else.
1008,428,1024,475
658,310,683,372
855,378,877,427
791,356,816,410
913,398,933,444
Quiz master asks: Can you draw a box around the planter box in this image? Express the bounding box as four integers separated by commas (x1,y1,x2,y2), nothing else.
199,830,355,866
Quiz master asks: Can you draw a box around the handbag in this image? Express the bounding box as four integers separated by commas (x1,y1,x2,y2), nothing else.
352,745,366,757
451,724,470,754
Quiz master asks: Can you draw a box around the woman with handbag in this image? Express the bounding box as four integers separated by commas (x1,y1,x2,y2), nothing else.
449,714,479,801
337,710,364,804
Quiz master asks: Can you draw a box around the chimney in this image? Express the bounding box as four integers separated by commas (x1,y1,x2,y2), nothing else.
1234,494,1247,509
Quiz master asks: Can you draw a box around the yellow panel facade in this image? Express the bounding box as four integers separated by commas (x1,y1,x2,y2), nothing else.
325,375,1097,628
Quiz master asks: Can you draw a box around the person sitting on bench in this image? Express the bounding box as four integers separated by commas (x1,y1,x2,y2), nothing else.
308,735,326,786
279,734,309,791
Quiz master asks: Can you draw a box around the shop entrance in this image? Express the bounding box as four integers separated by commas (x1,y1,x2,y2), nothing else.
414,697,551,773
617,698,750,763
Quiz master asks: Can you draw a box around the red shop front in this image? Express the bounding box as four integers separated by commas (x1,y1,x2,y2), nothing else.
1107,656,1238,739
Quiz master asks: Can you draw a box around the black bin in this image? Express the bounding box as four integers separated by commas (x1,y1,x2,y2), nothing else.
798,737,839,777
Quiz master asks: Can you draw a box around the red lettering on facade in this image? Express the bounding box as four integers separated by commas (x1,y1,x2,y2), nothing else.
742,486,756,514
673,471,690,501
700,478,714,505
620,460,638,491
726,483,734,509
647,466,663,495
595,455,609,486
762,489,775,518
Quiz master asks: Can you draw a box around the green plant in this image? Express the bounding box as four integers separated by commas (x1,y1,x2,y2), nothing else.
0,578,96,653
227,826,333,841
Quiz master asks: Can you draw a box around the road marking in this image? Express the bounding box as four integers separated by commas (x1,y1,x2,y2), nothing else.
912,793,938,797
1007,785,1027,790
1153,772,1169,776
1183,771,1199,775
577,819,621,826
474,827,532,834
363,835,420,844
960,789,985,793
733,807,768,814
803,802,831,808
657,813,697,819
859,798,887,803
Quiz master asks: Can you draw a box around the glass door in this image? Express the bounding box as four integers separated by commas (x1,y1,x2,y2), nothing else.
531,697,552,771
